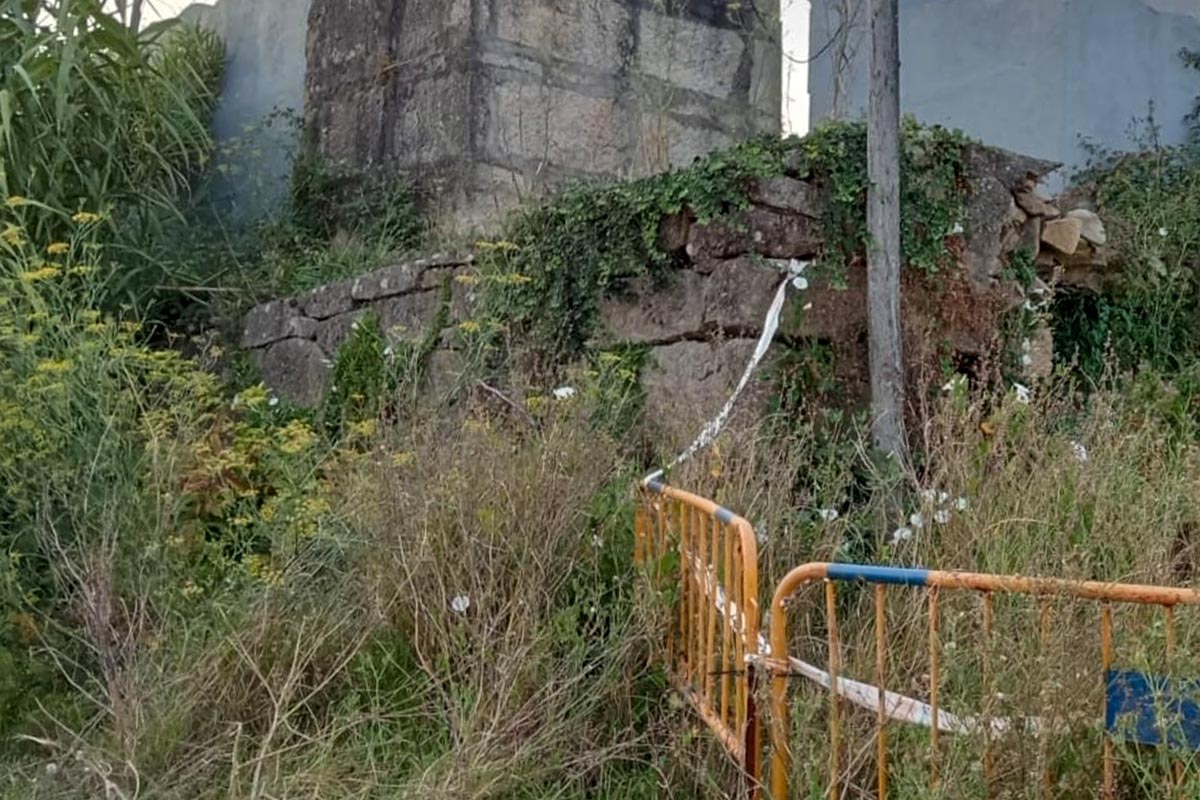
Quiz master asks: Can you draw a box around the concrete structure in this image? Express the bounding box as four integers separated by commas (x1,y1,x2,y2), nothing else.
809,0,1200,189
304,0,783,230
182,0,313,215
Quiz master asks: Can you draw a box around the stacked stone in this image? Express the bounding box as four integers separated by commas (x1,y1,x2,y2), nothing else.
240,254,474,405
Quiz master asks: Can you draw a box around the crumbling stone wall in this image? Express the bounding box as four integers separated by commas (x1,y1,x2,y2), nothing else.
304,0,782,230
242,142,1075,420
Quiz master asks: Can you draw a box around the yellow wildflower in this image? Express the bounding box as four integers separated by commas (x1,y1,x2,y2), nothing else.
35,359,73,375
277,419,316,454
81,309,101,322
5,196,27,207
68,265,96,277
20,333,39,346
46,242,69,255
71,211,102,225
598,351,621,366
85,322,108,334
458,320,482,334
303,496,331,516
454,273,480,286
120,321,141,334
348,419,377,439
2,225,24,246
181,581,202,599
391,451,416,467
474,240,519,252
20,266,61,282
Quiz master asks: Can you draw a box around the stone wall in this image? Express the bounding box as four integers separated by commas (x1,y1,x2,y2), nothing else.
242,142,1083,424
304,0,783,230
808,0,1200,193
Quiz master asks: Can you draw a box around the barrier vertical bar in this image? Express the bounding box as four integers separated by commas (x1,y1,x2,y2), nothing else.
1039,597,1053,799
930,586,941,791
696,509,710,698
721,522,733,728
826,580,840,800
706,515,719,705
1101,603,1114,800
875,584,888,800
982,591,995,798
1166,604,1182,793
679,502,691,680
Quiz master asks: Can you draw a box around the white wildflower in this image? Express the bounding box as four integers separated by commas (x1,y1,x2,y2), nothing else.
792,275,809,291
553,386,577,400
450,595,471,614
803,302,813,311
383,346,394,358
789,258,809,276
950,221,964,235
909,512,926,530
1021,353,1033,367
817,508,839,522
934,509,952,525
890,527,914,545
592,534,603,548
1013,383,1031,404
44,763,58,777
920,489,936,503
268,396,280,407
938,491,950,504
1071,440,1089,463
955,497,969,512
1159,227,1169,237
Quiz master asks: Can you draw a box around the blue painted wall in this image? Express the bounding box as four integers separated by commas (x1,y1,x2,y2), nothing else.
809,0,1200,190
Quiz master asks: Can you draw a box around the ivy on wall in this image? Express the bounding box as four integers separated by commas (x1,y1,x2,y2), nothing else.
474,119,971,367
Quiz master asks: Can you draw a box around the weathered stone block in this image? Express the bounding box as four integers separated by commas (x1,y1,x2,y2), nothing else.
486,81,625,175
1066,208,1107,246
747,176,822,217
637,9,746,99
315,309,367,356
258,338,330,407
599,271,706,343
494,0,633,73
300,279,356,319
242,300,309,349
687,207,822,260
351,262,424,302
642,338,763,423
703,258,783,332
379,290,444,341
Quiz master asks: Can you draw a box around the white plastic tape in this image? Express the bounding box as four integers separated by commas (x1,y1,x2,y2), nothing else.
643,260,808,485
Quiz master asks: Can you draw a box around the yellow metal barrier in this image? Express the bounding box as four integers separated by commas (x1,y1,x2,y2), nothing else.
635,479,762,787
764,563,1200,800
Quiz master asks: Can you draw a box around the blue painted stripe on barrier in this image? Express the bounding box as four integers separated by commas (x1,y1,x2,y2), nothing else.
1106,669,1200,751
826,563,931,587
715,507,736,524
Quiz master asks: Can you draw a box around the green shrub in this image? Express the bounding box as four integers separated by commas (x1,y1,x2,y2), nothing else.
0,1,224,308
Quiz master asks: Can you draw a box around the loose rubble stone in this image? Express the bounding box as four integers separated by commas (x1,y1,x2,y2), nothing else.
1066,208,1107,246
1042,217,1084,255
1015,190,1061,218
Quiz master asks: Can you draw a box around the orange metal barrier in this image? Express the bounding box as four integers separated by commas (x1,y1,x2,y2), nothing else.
764,563,1200,800
634,479,762,786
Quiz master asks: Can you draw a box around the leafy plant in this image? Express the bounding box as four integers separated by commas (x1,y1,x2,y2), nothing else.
0,1,224,307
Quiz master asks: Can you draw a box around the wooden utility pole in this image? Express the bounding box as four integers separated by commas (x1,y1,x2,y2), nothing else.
866,0,907,459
